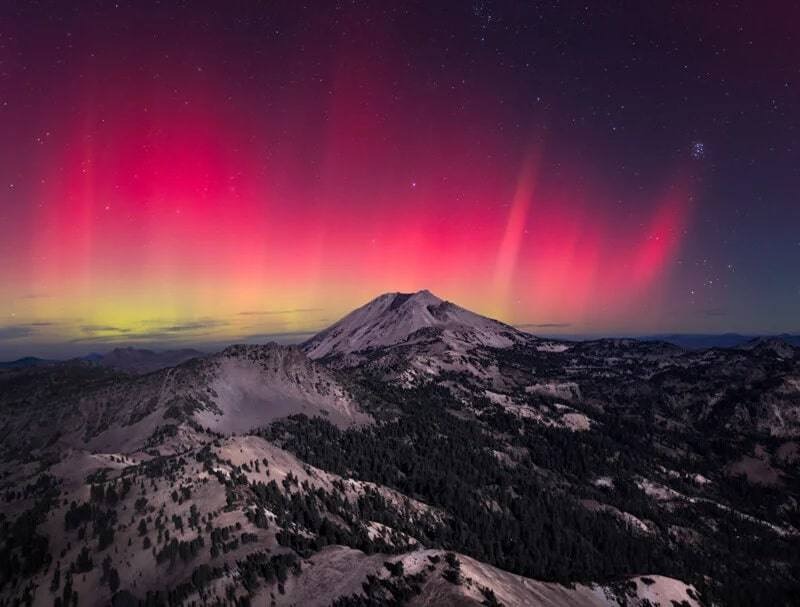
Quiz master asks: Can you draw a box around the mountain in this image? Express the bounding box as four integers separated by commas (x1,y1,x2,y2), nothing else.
739,335,799,358
89,346,206,374
303,290,533,359
0,348,208,375
302,290,576,394
0,355,55,369
304,293,800,438
1,292,799,606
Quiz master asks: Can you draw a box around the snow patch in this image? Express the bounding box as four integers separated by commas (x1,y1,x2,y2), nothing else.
562,412,591,431
526,381,581,400
535,342,571,353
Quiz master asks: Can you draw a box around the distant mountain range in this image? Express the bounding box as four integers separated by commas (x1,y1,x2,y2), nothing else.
0,355,58,369
0,346,205,373
638,333,800,349
5,329,798,371
1,290,798,606
85,346,206,373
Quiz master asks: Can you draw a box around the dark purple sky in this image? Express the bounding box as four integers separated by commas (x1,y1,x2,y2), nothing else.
1,1,799,357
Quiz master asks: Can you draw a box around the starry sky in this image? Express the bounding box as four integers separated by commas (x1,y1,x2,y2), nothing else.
1,1,798,357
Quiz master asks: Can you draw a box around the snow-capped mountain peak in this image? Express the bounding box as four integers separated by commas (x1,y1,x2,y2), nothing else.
303,289,531,358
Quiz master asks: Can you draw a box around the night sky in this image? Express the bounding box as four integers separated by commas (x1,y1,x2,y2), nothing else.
1,1,798,357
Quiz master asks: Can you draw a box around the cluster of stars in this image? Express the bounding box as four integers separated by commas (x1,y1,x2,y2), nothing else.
690,141,705,160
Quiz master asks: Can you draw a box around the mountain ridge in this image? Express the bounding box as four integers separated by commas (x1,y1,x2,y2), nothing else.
88,346,206,374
